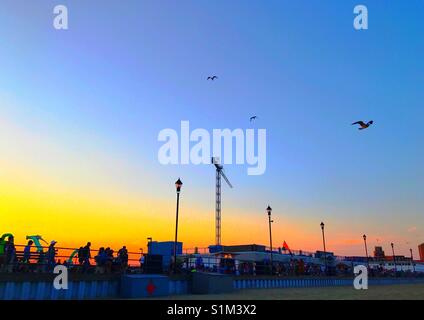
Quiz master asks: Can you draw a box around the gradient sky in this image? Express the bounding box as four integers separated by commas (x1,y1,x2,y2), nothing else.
0,0,423,257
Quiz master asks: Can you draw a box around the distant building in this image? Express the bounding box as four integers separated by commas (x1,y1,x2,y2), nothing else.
209,244,266,253
384,255,411,262
147,241,183,271
374,246,385,259
344,256,368,263
315,251,334,259
147,241,182,256
418,243,424,260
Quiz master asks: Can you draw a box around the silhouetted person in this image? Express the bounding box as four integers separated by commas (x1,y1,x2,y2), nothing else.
105,247,114,273
81,242,91,272
22,240,34,272
118,246,128,271
139,254,145,273
47,240,57,271
95,247,106,274
77,246,84,265
37,250,46,273
23,240,33,263
4,236,16,273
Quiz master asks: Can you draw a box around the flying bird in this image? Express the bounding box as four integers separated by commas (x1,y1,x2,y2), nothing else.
250,116,258,122
352,120,374,130
207,76,218,81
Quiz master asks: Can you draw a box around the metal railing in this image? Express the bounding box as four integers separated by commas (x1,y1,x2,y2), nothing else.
177,254,423,278
0,243,143,274
1,243,421,278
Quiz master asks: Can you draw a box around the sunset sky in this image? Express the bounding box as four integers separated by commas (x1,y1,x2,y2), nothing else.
1,0,423,257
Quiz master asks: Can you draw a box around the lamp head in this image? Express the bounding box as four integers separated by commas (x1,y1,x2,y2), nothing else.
175,178,183,193
266,205,272,216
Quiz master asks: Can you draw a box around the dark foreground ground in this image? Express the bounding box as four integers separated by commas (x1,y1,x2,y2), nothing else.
156,284,424,300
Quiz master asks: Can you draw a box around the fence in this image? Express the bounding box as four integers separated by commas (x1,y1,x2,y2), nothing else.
1,243,420,278
178,253,422,279
1,243,143,274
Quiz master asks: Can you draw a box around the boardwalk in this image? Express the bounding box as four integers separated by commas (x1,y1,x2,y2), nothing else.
158,283,424,300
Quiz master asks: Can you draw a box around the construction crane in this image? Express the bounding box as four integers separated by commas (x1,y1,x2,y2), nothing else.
212,157,233,246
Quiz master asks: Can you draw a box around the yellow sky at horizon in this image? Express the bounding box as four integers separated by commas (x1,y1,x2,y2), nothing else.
0,107,419,258
0,168,404,257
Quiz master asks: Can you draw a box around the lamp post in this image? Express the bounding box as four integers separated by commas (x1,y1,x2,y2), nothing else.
267,206,273,275
391,242,397,273
320,222,327,275
410,248,415,273
147,237,153,253
173,178,183,274
363,234,369,270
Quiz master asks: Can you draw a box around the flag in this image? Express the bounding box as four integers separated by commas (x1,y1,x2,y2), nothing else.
282,241,292,255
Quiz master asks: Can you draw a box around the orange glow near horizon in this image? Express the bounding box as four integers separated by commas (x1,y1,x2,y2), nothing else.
0,170,400,257
0,113,418,258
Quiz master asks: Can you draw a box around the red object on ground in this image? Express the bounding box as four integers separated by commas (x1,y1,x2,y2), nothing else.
146,281,156,295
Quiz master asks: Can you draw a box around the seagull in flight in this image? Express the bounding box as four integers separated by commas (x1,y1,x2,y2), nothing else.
352,120,374,130
250,116,258,122
207,76,218,81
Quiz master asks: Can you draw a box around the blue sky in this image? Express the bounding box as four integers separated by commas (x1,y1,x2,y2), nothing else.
0,0,423,255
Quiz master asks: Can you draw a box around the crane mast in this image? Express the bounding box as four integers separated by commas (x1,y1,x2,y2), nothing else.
212,157,233,246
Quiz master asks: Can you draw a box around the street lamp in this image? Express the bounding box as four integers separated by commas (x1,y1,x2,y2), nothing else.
391,242,397,273
410,248,415,273
363,234,369,270
320,222,327,275
147,237,153,253
173,178,183,273
267,206,273,275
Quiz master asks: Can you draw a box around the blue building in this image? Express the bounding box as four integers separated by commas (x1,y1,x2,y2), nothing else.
147,241,183,270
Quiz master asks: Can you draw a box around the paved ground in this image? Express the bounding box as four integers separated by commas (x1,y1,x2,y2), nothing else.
161,284,424,300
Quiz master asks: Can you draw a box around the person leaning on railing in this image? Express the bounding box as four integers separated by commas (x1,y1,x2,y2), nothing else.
36,250,46,273
4,236,16,273
117,246,129,272
47,241,57,272
105,247,114,273
94,247,106,274
22,240,34,272
81,242,91,273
